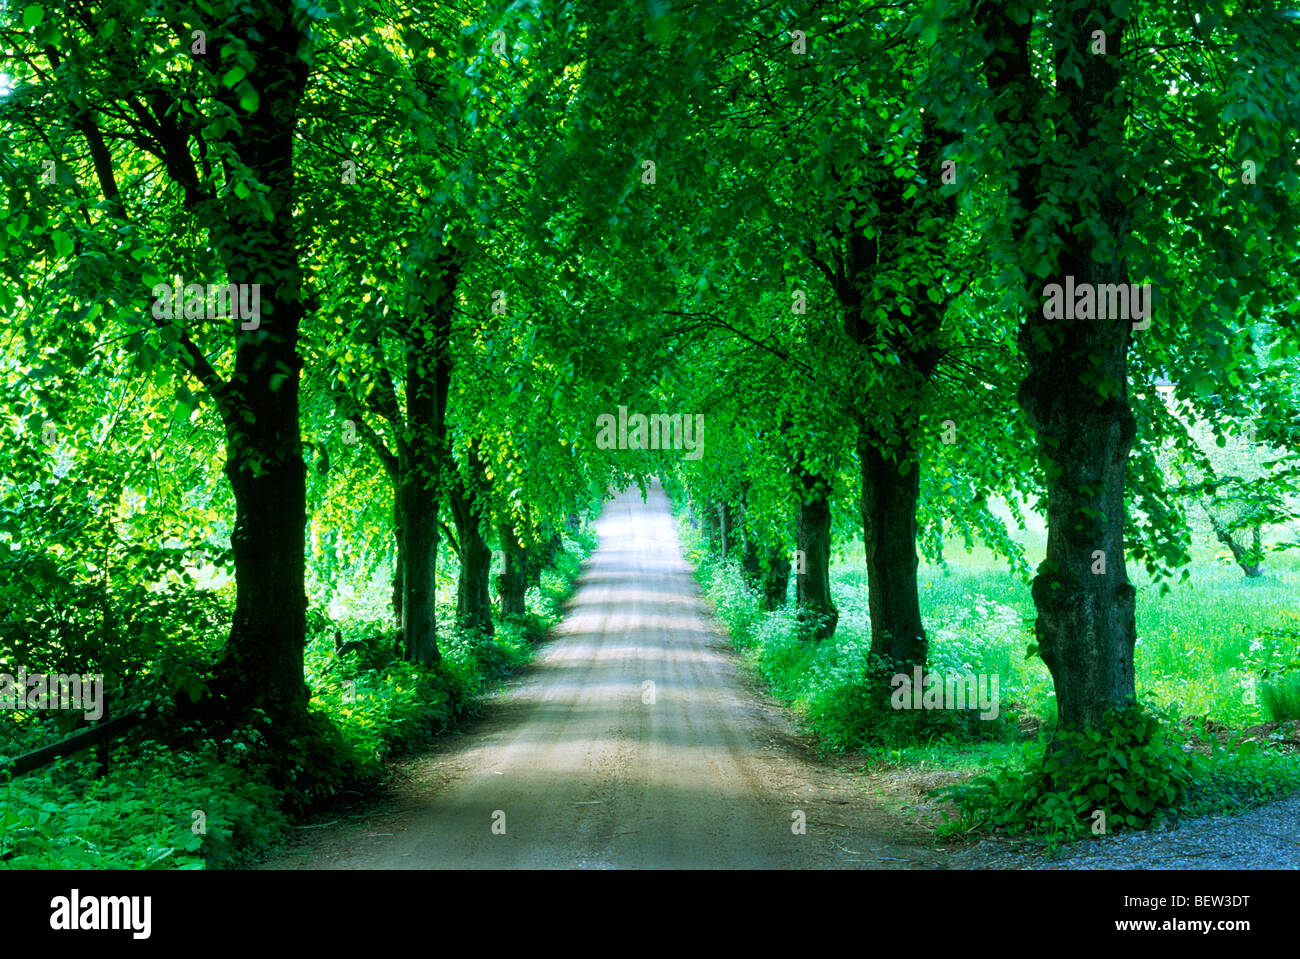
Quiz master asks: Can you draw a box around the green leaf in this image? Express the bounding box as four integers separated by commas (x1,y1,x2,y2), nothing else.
52,230,73,258
22,5,44,29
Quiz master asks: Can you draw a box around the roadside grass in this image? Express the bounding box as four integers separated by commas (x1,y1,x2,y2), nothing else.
679,506,1300,844
0,528,596,869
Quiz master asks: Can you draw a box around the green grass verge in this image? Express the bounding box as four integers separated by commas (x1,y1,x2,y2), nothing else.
676,505,1300,848
0,527,596,869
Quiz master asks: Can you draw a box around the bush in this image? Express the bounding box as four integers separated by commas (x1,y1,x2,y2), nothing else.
936,705,1194,848
1,737,286,869
1262,673,1300,722
1182,729,1300,815
693,544,1016,752
0,512,597,870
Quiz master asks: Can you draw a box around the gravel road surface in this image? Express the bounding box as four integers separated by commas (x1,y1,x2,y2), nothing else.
260,481,939,870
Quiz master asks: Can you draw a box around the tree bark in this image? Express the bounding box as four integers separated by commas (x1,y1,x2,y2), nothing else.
450,442,494,636
701,499,722,552
740,521,763,589
762,543,790,610
978,0,1139,735
718,502,735,560
818,110,953,680
498,519,529,615
394,251,462,666
202,0,313,719
794,465,837,640
859,426,926,668
397,460,440,664
1207,512,1264,578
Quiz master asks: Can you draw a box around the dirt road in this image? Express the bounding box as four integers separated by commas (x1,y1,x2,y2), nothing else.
261,481,942,869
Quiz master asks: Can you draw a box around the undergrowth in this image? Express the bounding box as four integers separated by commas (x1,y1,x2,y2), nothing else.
0,528,594,869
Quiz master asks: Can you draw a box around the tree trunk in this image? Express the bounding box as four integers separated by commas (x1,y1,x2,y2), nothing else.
1250,525,1264,576
825,111,953,683
794,466,837,640
1026,315,1139,732
395,252,461,666
701,499,722,552
398,462,440,664
740,524,763,589
978,0,1139,737
528,530,563,588
860,426,926,668
498,519,529,615
220,443,308,713
203,1,313,720
762,544,789,610
1207,512,1264,578
719,502,735,559
394,353,442,665
450,443,494,636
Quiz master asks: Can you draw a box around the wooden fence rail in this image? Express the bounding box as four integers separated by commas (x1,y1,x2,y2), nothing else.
0,706,156,780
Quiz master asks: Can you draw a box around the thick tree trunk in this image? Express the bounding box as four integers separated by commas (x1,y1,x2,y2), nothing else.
398,462,440,665
221,443,308,713
455,514,494,635
396,253,461,666
451,444,494,636
394,353,442,665
498,519,529,615
826,112,953,685
860,427,926,668
1025,305,1138,732
762,544,789,610
794,467,837,640
978,0,1139,737
204,1,312,720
